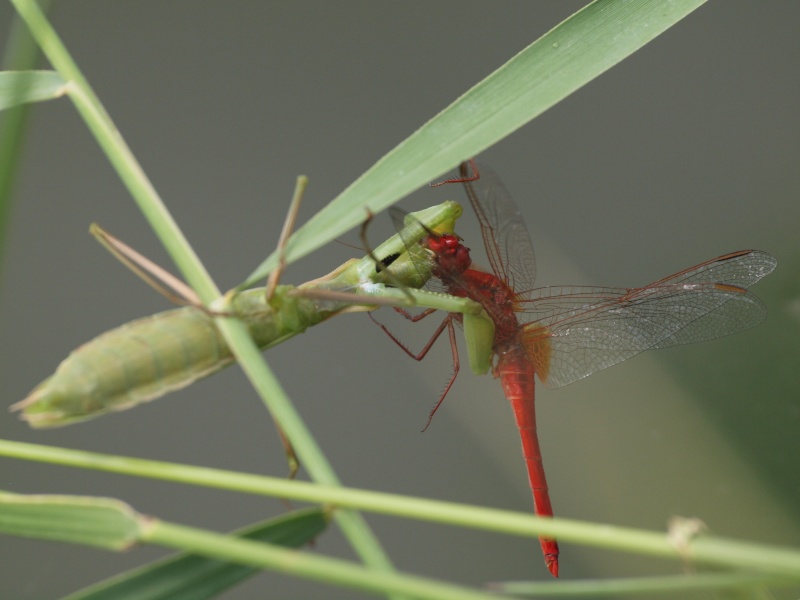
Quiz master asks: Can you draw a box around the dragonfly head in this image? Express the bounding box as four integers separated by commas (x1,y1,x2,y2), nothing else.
426,232,472,277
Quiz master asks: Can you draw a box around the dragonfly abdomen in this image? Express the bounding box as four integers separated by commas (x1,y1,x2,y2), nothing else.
497,349,560,577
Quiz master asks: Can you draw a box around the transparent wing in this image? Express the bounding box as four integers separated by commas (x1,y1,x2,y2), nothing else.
521,250,777,388
459,161,537,297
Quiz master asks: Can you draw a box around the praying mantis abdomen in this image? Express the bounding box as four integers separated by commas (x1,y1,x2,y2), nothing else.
12,286,336,427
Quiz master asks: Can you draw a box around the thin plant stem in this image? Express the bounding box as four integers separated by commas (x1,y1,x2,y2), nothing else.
496,572,794,597
0,0,51,280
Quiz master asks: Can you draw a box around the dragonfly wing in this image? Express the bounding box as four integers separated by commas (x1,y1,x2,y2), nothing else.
522,250,776,389
650,289,767,348
460,161,537,295
646,249,776,288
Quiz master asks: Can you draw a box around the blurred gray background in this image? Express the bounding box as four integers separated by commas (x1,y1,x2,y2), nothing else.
1,2,799,598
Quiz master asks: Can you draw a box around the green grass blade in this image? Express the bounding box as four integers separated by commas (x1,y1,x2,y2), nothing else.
0,491,141,550
145,520,508,600
0,70,65,109
62,509,328,600
243,0,708,287
0,2,54,281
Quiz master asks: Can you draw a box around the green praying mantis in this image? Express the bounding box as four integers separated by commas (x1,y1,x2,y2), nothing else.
11,197,495,428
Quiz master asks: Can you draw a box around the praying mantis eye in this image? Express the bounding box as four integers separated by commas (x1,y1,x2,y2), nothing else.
376,252,401,272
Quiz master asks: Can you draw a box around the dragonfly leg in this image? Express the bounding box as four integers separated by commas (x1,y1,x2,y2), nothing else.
392,306,438,322
429,158,480,187
369,312,461,431
368,310,448,361
422,317,460,431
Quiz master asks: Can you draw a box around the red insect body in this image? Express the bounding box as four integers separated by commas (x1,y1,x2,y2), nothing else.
386,160,774,578
427,233,560,576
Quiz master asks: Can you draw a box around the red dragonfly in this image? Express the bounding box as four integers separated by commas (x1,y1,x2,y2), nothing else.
383,160,776,577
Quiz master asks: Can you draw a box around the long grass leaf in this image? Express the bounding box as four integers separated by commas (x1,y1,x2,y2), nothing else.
63,509,328,600
243,0,707,286
0,70,65,109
